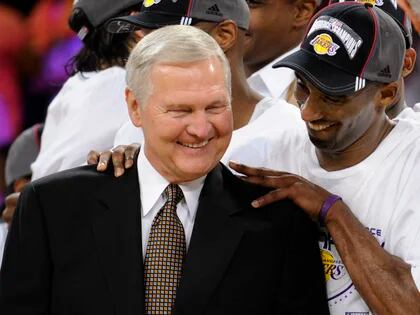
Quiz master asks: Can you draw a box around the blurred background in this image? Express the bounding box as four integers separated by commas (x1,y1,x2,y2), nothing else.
0,0,419,210
0,0,82,207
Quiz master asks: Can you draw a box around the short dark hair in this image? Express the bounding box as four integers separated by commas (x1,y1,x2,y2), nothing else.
67,7,138,74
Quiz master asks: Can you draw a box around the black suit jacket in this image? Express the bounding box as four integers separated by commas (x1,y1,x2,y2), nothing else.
0,162,329,315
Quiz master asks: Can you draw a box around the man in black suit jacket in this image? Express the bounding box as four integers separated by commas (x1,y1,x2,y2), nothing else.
0,26,328,314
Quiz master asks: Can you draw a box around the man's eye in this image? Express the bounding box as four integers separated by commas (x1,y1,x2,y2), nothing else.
294,81,309,106
206,106,226,114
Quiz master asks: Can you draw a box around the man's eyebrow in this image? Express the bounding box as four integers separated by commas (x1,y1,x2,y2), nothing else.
207,99,228,106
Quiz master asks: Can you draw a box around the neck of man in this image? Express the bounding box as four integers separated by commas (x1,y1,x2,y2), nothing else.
315,117,396,172
230,59,263,130
385,89,407,119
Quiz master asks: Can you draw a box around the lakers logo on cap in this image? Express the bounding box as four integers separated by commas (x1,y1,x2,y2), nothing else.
357,0,384,6
310,34,340,56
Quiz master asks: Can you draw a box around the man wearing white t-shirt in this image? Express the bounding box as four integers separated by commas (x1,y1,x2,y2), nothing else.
30,0,142,181
229,3,420,314
244,0,321,103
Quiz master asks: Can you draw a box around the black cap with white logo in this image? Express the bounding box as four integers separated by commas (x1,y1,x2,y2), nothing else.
273,2,406,96
106,0,250,33
328,0,413,47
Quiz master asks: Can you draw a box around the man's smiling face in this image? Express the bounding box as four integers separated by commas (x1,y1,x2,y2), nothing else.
295,75,382,153
130,57,233,183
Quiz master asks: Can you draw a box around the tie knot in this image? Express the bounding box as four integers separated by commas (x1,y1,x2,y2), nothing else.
164,184,184,205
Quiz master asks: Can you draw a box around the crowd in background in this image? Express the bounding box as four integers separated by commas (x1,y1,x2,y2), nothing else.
0,0,81,207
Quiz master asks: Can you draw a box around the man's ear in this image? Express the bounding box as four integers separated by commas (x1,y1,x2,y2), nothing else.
402,48,417,78
376,82,399,110
292,0,318,29
209,20,237,52
125,87,143,127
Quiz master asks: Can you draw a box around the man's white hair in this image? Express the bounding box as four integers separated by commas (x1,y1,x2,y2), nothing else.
126,25,232,106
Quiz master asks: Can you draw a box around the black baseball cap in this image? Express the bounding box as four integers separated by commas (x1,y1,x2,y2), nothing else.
273,2,406,96
73,0,141,27
5,124,43,187
328,0,413,47
106,0,250,33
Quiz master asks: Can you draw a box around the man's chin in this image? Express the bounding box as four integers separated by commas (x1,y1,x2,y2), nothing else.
309,136,337,152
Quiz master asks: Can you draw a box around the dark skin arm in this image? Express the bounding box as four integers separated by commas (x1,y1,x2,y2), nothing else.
2,193,20,228
229,161,420,315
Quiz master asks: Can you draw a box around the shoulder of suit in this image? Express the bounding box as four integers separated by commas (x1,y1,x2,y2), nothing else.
219,164,297,210
31,162,136,195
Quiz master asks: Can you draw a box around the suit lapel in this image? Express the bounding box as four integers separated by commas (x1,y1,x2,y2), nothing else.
91,165,144,315
175,164,247,315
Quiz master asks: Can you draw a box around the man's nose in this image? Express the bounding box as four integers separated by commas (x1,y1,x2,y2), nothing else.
186,112,212,139
300,97,323,122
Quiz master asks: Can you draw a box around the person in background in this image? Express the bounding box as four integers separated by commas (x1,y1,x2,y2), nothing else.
0,124,43,266
245,0,322,103
30,0,141,181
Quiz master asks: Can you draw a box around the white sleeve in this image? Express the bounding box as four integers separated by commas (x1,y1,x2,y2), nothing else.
113,121,144,147
387,159,420,291
0,221,8,267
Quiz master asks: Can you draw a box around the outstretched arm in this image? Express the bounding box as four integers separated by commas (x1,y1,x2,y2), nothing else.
230,161,420,314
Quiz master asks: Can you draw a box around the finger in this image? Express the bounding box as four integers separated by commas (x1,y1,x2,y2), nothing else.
97,151,111,172
229,161,288,177
251,188,290,208
240,174,302,189
111,148,126,177
124,143,141,168
2,207,14,225
5,192,20,207
87,150,100,165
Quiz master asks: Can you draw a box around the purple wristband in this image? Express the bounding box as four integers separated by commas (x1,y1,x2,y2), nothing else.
319,195,342,225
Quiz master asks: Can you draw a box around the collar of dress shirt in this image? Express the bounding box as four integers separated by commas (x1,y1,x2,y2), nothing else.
247,46,299,100
137,147,206,219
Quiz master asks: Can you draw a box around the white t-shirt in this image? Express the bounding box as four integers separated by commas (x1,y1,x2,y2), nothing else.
31,67,128,180
113,97,302,147
224,114,420,314
397,106,420,121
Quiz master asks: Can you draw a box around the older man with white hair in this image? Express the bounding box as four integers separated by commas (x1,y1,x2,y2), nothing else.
0,26,328,315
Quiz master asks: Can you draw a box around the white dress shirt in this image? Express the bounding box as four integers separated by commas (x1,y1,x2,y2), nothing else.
247,46,299,101
137,148,205,260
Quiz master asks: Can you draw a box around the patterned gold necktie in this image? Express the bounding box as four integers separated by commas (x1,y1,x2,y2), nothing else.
144,184,186,314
